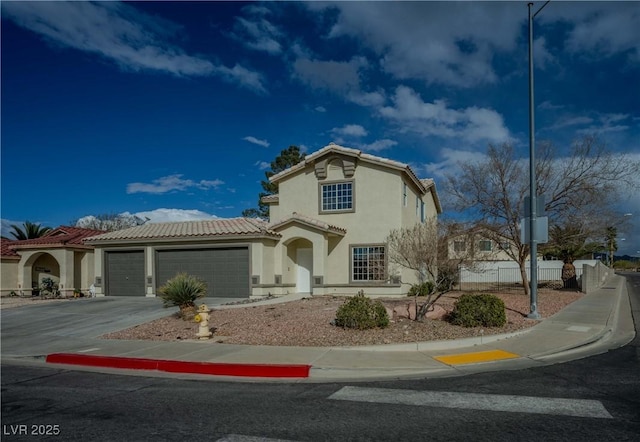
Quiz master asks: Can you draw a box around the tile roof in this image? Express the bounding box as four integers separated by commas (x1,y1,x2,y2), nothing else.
1,239,20,259
260,194,279,204
420,178,443,214
7,226,106,250
269,212,347,236
85,218,281,242
269,143,431,195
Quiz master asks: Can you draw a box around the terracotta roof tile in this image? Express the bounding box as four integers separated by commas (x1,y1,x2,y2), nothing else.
8,226,105,250
85,218,281,242
1,238,20,258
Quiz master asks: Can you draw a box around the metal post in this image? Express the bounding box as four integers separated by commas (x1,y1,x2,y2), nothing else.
527,1,549,319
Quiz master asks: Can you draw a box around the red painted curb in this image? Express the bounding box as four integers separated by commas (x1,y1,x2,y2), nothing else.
45,353,311,378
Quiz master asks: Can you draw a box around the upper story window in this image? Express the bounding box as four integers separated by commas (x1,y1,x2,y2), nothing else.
454,240,466,252
321,181,353,212
420,200,425,222
403,183,408,207
479,240,493,252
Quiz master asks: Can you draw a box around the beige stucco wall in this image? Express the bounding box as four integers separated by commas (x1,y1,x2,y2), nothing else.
2,248,95,297
448,233,517,262
1,259,19,296
271,156,438,295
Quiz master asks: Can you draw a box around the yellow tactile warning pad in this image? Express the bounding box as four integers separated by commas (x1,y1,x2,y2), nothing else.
434,349,520,365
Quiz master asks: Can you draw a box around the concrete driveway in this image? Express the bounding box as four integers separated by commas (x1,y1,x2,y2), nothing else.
0,296,237,360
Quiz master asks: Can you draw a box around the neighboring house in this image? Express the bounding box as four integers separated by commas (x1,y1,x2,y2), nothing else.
0,227,104,297
86,143,442,299
447,227,518,262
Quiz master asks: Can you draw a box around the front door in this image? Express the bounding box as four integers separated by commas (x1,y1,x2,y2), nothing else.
296,248,313,294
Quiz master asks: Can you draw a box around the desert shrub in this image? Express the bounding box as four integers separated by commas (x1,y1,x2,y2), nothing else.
159,273,207,318
40,277,60,298
334,291,389,330
449,293,506,328
408,281,434,297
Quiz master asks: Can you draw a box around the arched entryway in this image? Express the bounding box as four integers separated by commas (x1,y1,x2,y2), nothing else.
286,238,313,294
25,253,60,294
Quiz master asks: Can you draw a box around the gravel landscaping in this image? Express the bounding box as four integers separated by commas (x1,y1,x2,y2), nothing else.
100,289,584,347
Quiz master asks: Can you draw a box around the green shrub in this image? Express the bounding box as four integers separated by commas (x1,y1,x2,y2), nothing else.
335,291,389,330
159,273,207,316
449,293,506,328
408,281,434,297
40,277,60,298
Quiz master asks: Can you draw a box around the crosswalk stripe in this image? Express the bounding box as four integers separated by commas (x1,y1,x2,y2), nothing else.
329,386,613,419
216,435,297,442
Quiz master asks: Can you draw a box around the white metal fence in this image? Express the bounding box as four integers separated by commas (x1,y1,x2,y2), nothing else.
458,260,599,292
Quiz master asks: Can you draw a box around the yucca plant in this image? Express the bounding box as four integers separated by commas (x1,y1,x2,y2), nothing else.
158,273,207,319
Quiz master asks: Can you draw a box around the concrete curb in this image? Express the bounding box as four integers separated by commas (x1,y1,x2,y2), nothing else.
45,353,311,378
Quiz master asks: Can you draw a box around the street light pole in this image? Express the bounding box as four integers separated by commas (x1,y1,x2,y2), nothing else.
527,1,549,320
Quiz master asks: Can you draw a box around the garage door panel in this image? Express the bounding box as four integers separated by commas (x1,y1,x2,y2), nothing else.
156,248,249,298
106,251,145,296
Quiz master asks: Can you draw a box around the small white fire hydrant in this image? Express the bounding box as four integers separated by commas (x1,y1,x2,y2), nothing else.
194,304,212,340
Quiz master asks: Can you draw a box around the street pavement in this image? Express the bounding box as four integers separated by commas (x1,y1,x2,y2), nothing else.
0,274,635,382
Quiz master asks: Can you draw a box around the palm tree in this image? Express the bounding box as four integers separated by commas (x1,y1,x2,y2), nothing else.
9,221,52,240
605,226,618,266
541,222,603,288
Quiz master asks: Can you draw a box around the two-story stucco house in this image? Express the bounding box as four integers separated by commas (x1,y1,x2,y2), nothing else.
85,144,442,299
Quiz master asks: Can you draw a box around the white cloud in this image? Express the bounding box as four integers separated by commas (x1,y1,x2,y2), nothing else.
547,112,632,135
309,2,522,88
126,174,224,195
232,6,283,55
254,161,270,170
552,3,640,62
358,139,398,153
213,64,268,95
379,86,510,144
422,147,488,180
538,101,564,111
315,106,327,113
129,208,219,223
347,90,386,108
534,37,555,69
243,136,270,147
331,124,368,138
2,1,267,94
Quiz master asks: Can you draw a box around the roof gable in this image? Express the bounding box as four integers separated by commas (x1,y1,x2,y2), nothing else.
269,212,347,236
269,143,432,198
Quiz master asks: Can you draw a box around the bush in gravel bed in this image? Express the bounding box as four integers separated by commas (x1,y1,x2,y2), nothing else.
448,293,506,328
158,273,207,320
334,291,389,330
408,281,434,297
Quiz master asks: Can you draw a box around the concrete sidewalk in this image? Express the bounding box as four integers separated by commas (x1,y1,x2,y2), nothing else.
2,275,635,382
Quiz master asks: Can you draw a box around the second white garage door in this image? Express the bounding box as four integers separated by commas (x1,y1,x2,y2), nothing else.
156,248,250,298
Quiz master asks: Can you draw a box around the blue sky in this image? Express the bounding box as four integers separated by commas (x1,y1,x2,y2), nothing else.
1,1,639,254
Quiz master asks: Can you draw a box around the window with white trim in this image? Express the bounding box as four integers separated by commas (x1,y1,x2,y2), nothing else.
352,246,386,281
420,200,425,222
321,181,353,212
454,240,466,252
479,240,493,252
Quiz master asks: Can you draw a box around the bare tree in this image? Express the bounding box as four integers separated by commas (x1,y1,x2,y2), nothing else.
386,220,475,321
447,135,639,295
73,213,148,232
